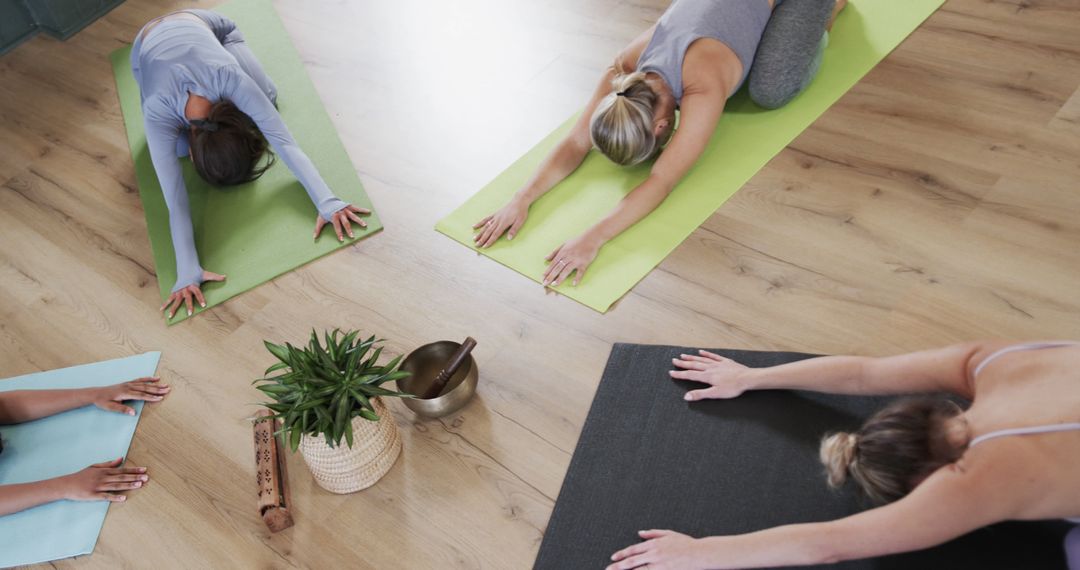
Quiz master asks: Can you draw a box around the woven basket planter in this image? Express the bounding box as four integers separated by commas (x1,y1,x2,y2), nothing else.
297,397,402,494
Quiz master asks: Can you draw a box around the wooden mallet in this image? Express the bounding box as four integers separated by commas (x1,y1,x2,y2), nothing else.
421,337,477,400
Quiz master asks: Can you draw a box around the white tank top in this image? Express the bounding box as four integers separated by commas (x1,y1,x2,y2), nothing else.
967,341,1080,523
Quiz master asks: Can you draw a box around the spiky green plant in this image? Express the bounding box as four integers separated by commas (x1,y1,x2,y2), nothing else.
255,329,412,451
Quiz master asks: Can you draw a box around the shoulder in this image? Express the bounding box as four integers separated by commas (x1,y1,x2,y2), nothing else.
615,23,658,73
141,95,179,127
682,39,738,97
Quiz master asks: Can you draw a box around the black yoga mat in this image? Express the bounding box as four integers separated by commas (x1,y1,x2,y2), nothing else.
535,344,1071,569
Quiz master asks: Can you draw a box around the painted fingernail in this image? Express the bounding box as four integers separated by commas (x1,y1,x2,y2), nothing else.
134,481,142,488
141,475,149,481
507,234,514,240
138,467,147,472
200,302,206,307
128,410,135,415
118,495,126,501
684,393,693,401
187,309,192,316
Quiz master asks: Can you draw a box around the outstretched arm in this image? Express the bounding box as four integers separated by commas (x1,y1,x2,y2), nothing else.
144,108,205,295
542,85,726,286
671,342,993,401
144,106,229,318
472,68,619,248
0,459,149,516
0,377,170,424
609,447,1021,569
473,25,658,248
226,69,369,242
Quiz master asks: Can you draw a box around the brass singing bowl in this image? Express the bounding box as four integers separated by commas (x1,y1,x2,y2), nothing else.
396,341,478,418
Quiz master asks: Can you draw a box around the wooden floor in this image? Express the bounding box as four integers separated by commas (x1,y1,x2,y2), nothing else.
2,0,1079,567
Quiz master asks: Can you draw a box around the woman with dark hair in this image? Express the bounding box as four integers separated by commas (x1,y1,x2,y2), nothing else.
607,341,1080,569
131,10,369,319
473,0,845,287
0,377,169,515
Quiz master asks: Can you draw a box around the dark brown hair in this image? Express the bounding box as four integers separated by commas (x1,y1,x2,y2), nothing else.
820,396,965,504
189,100,274,186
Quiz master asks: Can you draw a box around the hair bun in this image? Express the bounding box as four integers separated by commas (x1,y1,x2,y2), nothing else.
820,432,858,487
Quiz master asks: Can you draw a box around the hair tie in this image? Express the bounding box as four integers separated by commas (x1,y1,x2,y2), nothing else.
191,119,219,132
615,91,627,97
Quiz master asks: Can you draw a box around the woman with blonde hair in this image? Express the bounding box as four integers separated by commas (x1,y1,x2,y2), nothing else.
474,0,845,286
606,341,1080,569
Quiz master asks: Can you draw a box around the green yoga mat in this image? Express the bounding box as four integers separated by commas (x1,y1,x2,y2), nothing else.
111,0,381,325
436,0,944,312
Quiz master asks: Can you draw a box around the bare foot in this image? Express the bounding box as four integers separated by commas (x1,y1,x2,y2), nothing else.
827,0,848,31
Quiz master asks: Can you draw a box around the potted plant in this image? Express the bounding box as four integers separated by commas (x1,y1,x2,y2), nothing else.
255,329,412,494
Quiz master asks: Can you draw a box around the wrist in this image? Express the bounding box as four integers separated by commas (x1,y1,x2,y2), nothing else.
735,368,759,392
48,473,77,501
82,387,104,407
694,536,729,568
512,189,537,207
579,226,608,249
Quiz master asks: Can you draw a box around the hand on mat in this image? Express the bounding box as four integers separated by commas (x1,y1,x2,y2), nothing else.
473,197,529,248
608,530,705,570
162,270,226,319
670,350,749,401
315,204,370,243
93,377,171,416
60,458,148,502
543,235,600,287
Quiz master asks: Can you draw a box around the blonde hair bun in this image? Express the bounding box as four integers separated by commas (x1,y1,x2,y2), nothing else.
589,71,659,166
820,432,858,488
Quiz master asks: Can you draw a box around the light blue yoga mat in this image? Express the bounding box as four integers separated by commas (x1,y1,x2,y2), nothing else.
0,352,161,567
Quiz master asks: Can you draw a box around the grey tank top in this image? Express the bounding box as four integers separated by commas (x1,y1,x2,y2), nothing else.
636,0,777,102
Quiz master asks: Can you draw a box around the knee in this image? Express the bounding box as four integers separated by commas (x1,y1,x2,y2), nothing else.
748,78,798,110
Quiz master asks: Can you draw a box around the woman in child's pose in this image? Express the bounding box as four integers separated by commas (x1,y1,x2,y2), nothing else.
474,0,845,287
607,341,1080,569
132,10,369,319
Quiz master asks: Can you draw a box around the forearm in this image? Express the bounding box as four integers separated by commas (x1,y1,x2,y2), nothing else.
587,174,674,243
515,139,590,204
697,523,842,569
742,344,979,397
278,145,346,219
0,388,98,424
0,478,68,516
146,114,203,291
739,355,875,395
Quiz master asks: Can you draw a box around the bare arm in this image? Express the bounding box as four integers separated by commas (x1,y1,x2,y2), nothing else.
0,377,170,424
0,479,67,516
706,449,1020,567
474,26,656,247
0,459,149,516
0,388,96,424
540,83,728,286
519,26,657,206
589,86,724,244
672,343,994,401
610,448,1022,569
